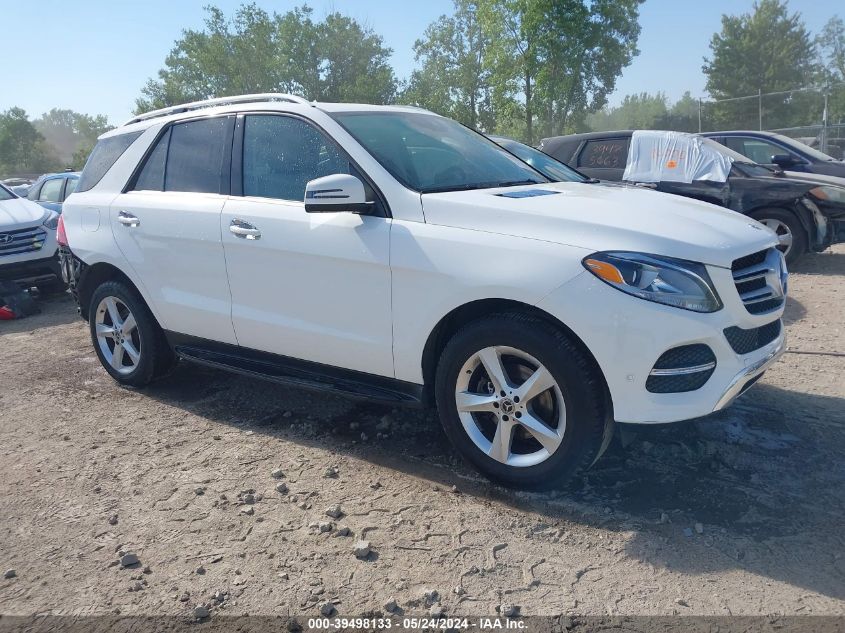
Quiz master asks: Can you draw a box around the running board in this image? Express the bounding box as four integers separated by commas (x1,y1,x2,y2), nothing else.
168,335,424,407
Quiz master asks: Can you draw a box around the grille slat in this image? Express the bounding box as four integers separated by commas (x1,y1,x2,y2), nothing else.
0,225,47,257
647,344,717,393
731,248,784,315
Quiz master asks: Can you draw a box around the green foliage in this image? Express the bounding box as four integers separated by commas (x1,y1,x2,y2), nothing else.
0,108,60,177
703,0,820,129
817,16,845,124
136,3,398,113
33,108,112,167
586,91,702,134
402,1,496,131
477,0,644,144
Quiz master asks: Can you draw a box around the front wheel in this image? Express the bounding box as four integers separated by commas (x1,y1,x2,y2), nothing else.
88,280,174,387
749,208,807,265
434,313,610,490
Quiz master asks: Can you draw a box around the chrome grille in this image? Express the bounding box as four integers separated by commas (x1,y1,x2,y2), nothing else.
731,248,786,315
0,225,47,257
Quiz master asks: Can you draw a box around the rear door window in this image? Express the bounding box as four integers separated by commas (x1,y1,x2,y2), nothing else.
130,118,230,194
63,177,78,198
38,178,63,203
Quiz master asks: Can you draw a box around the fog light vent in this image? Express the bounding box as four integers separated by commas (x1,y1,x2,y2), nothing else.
646,344,716,393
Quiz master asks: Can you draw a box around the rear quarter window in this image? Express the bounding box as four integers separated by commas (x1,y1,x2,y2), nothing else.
579,139,629,169
77,131,143,192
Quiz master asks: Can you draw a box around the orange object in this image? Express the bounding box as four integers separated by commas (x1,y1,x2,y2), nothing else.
584,258,625,284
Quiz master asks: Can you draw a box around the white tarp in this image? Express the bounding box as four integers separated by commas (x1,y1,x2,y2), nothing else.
622,130,734,184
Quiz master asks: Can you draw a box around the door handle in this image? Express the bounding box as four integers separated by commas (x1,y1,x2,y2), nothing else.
229,218,261,240
117,211,140,227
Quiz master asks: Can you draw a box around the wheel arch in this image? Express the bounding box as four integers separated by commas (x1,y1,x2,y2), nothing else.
77,262,151,322
420,298,613,419
747,203,814,248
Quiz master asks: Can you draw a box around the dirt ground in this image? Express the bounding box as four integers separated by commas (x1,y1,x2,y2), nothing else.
1,246,843,620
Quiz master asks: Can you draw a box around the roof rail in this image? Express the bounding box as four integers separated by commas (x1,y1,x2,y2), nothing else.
123,93,312,126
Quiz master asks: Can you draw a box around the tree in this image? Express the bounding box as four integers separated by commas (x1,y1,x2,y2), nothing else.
0,108,60,177
136,3,398,113
403,1,495,131
817,16,845,125
33,109,112,167
477,0,643,143
703,0,819,129
586,92,668,131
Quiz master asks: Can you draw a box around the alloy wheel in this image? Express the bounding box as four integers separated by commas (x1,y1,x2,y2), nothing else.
95,296,141,375
454,346,566,467
760,218,793,258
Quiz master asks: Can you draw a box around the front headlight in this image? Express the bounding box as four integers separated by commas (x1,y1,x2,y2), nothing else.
582,252,722,313
809,185,845,205
42,210,60,230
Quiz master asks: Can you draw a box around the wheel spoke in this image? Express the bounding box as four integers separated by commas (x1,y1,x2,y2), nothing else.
518,412,562,454
778,232,793,248
456,391,499,413
110,344,125,370
121,313,137,337
104,297,122,329
488,419,512,463
122,340,140,365
515,365,556,405
477,347,510,393
95,323,115,339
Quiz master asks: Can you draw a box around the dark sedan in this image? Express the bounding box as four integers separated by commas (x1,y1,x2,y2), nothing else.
539,130,845,264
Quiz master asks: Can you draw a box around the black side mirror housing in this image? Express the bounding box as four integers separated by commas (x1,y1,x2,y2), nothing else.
771,154,799,168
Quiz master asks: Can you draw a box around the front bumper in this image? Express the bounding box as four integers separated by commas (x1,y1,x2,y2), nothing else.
0,251,62,285
537,266,787,424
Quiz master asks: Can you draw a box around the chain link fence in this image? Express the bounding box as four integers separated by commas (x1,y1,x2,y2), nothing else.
697,83,845,159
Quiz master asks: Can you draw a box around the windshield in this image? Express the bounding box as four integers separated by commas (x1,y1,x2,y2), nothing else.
0,184,15,201
771,133,840,162
492,137,587,183
332,111,548,193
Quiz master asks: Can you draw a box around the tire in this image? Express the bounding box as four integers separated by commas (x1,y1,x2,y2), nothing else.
749,208,807,265
434,312,610,490
88,280,175,387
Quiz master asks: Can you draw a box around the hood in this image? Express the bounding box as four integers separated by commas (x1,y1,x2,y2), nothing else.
420,182,778,268
0,196,48,230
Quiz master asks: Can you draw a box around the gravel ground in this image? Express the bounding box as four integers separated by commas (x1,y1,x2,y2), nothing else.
0,245,843,619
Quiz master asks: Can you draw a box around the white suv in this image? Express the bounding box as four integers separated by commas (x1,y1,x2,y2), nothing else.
0,183,61,287
60,94,787,488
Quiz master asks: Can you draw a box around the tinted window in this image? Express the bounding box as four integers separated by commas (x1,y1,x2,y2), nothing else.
77,131,142,192
64,178,78,198
133,127,171,191
243,115,351,201
165,118,229,193
579,139,629,169
39,178,63,202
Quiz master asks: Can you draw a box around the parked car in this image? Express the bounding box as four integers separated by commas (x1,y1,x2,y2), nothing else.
61,94,786,489
27,172,80,213
2,177,33,198
539,130,845,263
489,136,591,182
0,182,62,288
702,130,845,177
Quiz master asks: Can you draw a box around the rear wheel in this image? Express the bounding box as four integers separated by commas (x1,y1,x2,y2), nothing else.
88,281,174,387
749,208,807,265
434,313,610,489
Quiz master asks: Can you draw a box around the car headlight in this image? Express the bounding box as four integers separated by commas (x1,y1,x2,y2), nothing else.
809,185,845,205
582,252,722,313
42,210,60,230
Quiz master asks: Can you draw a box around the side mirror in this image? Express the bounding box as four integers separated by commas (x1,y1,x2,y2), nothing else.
771,154,799,168
304,174,373,214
